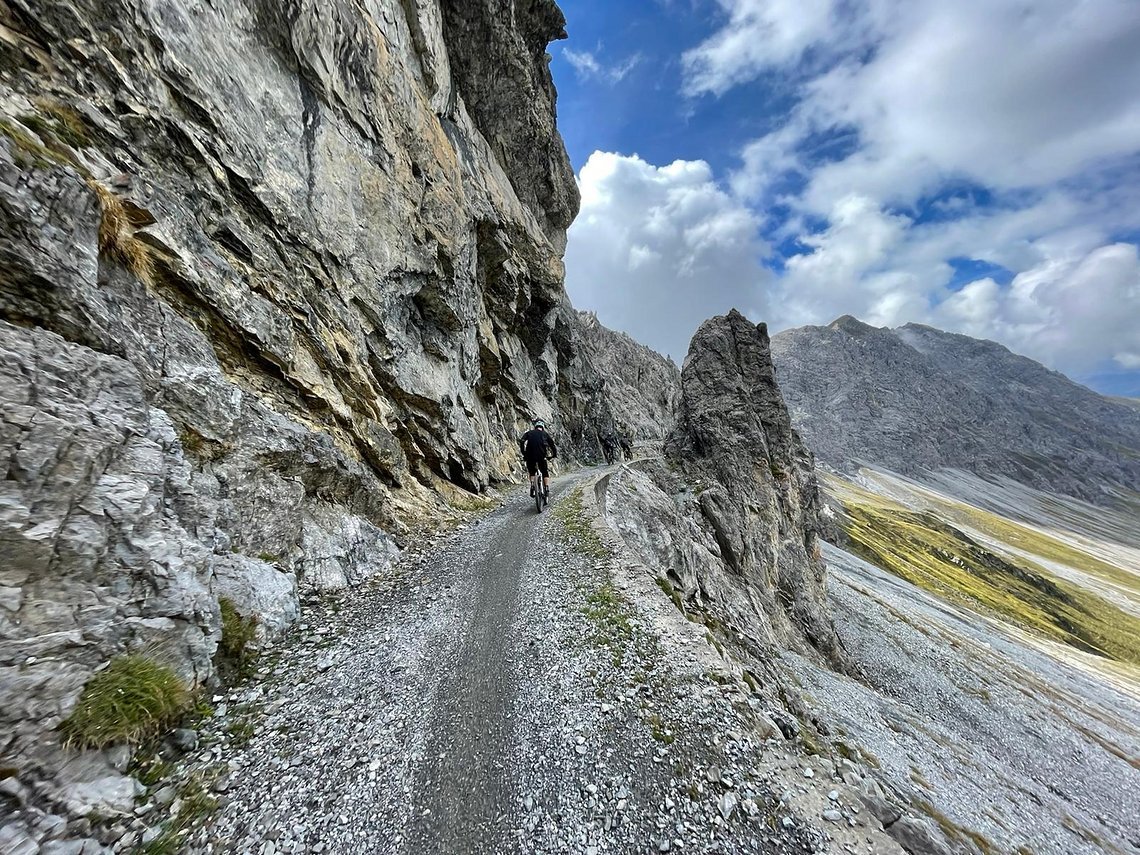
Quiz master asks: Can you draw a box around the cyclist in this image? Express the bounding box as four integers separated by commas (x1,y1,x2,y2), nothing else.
519,418,557,498
619,434,633,460
601,432,618,465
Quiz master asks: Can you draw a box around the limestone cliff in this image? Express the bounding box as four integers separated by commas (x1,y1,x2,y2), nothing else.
604,311,845,667
0,0,623,817
575,311,680,442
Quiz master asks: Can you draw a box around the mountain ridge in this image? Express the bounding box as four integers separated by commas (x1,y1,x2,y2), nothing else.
771,316,1140,505
575,309,680,440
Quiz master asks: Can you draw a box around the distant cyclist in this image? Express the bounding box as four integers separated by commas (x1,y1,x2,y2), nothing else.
519,418,557,498
619,434,633,460
601,433,618,465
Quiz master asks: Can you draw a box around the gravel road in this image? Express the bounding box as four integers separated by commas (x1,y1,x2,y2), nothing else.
173,472,834,855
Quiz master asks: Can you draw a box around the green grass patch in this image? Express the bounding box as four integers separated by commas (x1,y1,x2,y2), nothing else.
647,712,675,745
224,702,259,747
552,488,611,559
20,99,90,148
800,729,822,756
655,576,684,612
138,830,182,855
226,717,256,746
138,768,220,855
0,118,75,170
841,501,1140,666
935,498,1140,597
135,756,176,787
827,471,1140,597
582,580,635,667
60,655,192,749
741,669,761,693
215,597,258,681
0,97,93,174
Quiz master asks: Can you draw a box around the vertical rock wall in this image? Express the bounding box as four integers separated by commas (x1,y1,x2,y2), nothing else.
606,311,845,665
576,311,681,442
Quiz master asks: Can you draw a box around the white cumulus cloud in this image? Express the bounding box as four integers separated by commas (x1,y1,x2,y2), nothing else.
683,0,853,97
935,242,1140,375
705,0,1140,214
667,0,1140,385
764,195,1140,376
564,152,770,361
563,48,642,84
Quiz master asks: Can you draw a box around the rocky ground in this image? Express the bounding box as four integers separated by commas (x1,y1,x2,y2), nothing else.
15,468,917,855
11,460,1130,854
789,544,1140,855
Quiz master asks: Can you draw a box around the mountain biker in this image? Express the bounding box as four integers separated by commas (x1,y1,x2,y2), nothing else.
519,418,557,498
601,432,618,465
619,434,633,460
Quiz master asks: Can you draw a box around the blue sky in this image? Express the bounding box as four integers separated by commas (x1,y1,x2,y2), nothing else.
552,0,1140,397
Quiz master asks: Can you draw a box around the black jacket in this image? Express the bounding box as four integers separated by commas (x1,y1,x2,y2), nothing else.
519,428,557,462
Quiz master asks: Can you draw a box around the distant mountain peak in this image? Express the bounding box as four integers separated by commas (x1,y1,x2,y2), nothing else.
770,320,1140,505
828,314,879,335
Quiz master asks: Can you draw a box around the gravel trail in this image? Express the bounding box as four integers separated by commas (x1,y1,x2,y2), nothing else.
178,473,828,855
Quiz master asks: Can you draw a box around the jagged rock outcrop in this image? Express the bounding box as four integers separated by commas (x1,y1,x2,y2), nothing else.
575,311,680,441
0,0,627,830
771,316,1140,504
603,311,844,667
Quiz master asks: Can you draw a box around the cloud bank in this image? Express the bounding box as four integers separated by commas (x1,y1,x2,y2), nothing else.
563,0,1140,387
564,152,769,361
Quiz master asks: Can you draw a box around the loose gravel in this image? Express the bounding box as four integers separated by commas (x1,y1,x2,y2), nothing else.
156,475,842,854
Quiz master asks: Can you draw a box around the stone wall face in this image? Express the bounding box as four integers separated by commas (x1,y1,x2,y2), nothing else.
576,311,680,443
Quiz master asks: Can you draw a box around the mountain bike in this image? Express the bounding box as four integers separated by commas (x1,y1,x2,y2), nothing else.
534,468,548,513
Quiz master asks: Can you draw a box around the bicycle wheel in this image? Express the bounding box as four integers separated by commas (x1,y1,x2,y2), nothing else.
535,475,543,513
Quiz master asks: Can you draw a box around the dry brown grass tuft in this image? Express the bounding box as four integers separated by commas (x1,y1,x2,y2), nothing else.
88,179,155,283
32,98,90,147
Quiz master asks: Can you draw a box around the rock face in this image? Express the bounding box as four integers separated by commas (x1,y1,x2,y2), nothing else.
0,0,628,822
576,311,680,441
771,316,1140,505
604,311,844,665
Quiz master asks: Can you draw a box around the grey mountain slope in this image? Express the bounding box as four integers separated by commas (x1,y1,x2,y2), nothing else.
575,310,680,440
770,316,1140,504
1109,396,1140,412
